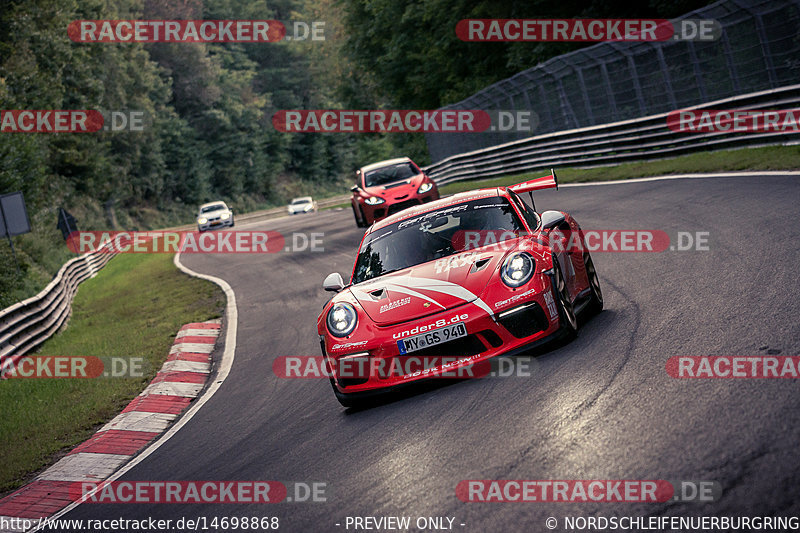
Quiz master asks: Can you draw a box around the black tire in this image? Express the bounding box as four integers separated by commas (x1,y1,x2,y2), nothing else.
352,204,367,228
583,251,603,315
230,216,235,227
552,256,578,341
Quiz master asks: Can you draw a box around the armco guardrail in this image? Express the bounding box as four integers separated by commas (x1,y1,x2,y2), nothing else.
424,85,800,185
0,244,116,375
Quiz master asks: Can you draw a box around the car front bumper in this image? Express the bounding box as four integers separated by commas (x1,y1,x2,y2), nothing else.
357,189,438,225
322,276,562,395
198,218,234,231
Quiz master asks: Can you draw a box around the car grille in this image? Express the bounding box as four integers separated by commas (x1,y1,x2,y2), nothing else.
387,199,421,216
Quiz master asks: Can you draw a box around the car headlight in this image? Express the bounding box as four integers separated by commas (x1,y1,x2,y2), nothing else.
500,252,535,288
198,217,208,224
417,182,433,194
364,196,385,205
220,212,231,220
327,302,358,337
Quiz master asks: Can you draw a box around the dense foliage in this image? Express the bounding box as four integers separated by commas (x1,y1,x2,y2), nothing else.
0,0,714,304
340,0,716,109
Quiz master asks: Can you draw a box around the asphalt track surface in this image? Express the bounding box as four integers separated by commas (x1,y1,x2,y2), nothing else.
61,174,800,531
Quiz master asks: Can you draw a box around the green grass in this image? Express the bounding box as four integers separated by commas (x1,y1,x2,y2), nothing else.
437,145,800,195
0,253,224,494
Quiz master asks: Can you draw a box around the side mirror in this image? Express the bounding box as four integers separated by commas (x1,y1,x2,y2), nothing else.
323,272,345,292
540,210,565,230
350,185,360,193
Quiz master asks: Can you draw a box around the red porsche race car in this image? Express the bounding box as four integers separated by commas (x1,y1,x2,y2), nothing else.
350,157,439,227
319,170,602,407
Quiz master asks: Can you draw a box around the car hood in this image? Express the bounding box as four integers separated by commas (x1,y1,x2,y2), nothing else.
199,209,230,219
361,174,424,200
347,246,512,326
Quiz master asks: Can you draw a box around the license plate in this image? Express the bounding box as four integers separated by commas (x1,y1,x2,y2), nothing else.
211,220,221,226
396,322,467,355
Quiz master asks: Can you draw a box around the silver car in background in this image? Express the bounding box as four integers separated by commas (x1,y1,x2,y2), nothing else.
287,196,318,215
197,201,234,231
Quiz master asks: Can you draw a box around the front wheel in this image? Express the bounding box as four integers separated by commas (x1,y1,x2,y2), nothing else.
552,256,578,341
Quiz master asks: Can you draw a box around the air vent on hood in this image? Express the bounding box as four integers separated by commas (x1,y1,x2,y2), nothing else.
369,288,387,300
470,257,492,273
383,181,409,189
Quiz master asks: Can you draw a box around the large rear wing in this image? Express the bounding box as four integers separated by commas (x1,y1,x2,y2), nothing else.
508,169,558,211
508,169,558,194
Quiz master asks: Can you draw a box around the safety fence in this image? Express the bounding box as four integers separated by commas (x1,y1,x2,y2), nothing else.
425,0,800,162
0,244,116,374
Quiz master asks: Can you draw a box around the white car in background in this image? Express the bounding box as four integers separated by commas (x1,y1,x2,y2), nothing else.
287,196,318,215
197,201,234,231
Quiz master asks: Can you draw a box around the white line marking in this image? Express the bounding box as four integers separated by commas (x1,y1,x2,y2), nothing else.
559,170,800,187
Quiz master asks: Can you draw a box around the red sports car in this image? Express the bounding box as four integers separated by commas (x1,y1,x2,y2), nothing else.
319,171,602,407
350,157,439,227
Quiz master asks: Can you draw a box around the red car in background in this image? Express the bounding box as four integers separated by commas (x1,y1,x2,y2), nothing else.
350,157,439,227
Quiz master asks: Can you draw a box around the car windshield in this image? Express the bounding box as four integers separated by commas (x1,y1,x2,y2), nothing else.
352,196,524,283
291,198,311,205
200,204,226,213
364,162,418,187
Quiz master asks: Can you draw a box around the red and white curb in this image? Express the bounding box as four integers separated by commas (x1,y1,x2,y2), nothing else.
0,320,221,531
